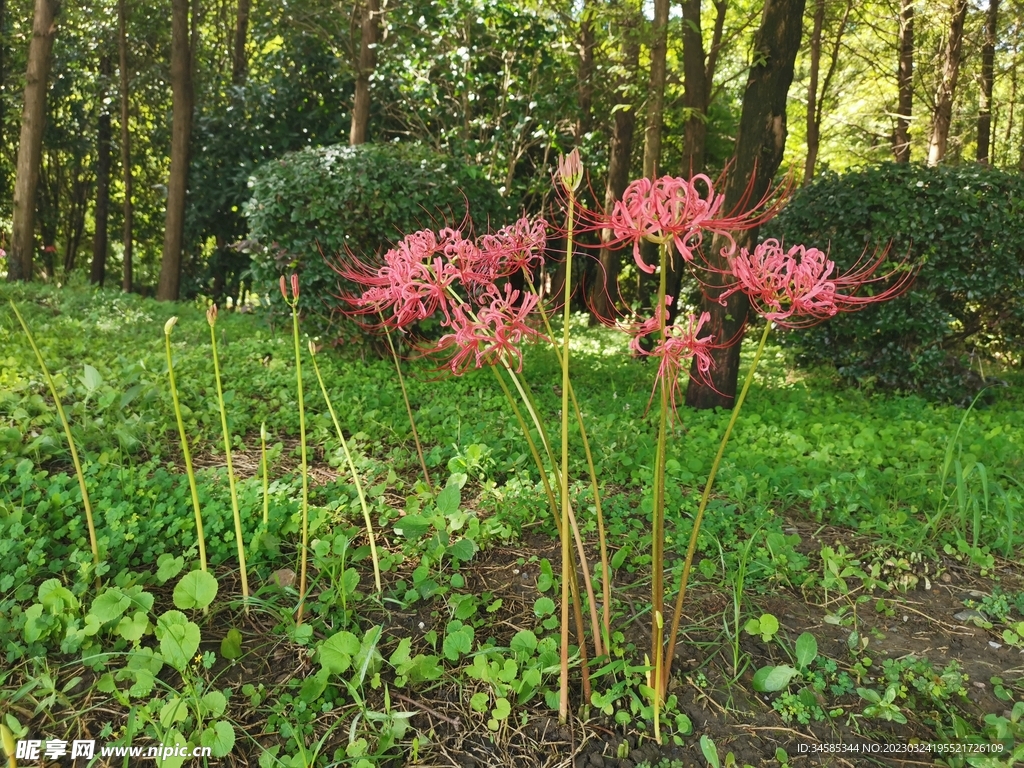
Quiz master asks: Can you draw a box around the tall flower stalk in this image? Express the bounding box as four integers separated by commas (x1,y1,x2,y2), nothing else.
10,301,101,587
308,340,382,593
260,422,270,526
281,274,312,625
556,148,582,724
207,305,249,611
164,316,208,572
380,320,433,492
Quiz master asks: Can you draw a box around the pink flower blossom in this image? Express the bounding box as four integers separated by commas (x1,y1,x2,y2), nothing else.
468,217,548,287
436,284,542,374
610,175,729,273
557,149,583,192
720,239,913,327
629,301,715,413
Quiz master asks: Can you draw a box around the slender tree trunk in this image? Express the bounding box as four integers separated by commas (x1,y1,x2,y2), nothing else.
8,0,59,282
349,0,379,146
0,0,6,151
977,0,999,164
577,2,595,138
927,0,968,166
804,0,851,182
156,0,194,301
89,55,112,285
232,0,249,84
590,10,639,321
893,0,914,162
119,0,133,292
804,0,824,183
642,0,670,179
685,0,806,409
681,0,707,176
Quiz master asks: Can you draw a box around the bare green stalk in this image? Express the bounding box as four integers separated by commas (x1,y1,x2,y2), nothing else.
207,306,249,611
260,422,269,526
380,320,433,492
650,242,670,724
10,300,101,586
308,342,382,593
661,320,773,690
164,316,207,572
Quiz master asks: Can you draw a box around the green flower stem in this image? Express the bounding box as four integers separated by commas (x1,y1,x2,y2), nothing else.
650,242,670,734
164,319,207,572
309,346,382,593
289,302,312,625
661,319,773,691
209,317,250,611
528,277,612,653
10,300,101,587
381,320,433,493
260,422,269,526
558,183,577,724
503,364,592,703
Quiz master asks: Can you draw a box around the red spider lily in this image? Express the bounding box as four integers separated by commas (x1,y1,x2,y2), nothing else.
557,149,583,192
463,217,548,288
341,228,469,328
435,284,543,374
609,174,729,273
719,239,914,328
628,301,716,414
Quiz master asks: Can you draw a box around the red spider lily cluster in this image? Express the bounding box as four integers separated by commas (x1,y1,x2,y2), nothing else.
331,164,909,390
335,217,549,374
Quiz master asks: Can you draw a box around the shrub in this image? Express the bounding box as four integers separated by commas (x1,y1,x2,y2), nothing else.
243,143,510,332
766,163,1024,401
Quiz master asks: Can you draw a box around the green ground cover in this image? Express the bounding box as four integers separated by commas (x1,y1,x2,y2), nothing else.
2,282,1024,767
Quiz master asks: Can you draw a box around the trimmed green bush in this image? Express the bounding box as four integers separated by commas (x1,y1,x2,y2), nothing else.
244,143,510,331
766,163,1024,401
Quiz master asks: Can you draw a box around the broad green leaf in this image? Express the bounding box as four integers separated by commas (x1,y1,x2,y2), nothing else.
319,631,360,675
220,628,243,660
436,484,460,516
90,589,131,624
173,570,219,610
200,721,235,758
795,633,818,669
82,364,103,392
533,597,555,618
155,611,201,671
510,629,538,656
394,514,430,539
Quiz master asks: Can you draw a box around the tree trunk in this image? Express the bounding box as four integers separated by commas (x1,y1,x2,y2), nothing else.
804,0,850,183
576,2,595,138
232,0,249,84
976,0,999,164
685,0,806,409
89,55,112,285
893,0,913,162
156,0,194,301
8,0,59,282
804,0,824,183
349,0,379,146
642,0,670,179
119,0,133,292
681,0,707,176
927,0,968,166
589,9,639,322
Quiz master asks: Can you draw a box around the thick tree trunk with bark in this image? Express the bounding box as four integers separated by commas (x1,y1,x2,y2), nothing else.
232,0,249,84
893,0,914,162
90,55,112,285
119,0,133,292
977,0,999,164
8,0,59,282
642,0,670,179
156,0,193,301
927,0,968,166
685,0,806,410
681,0,708,176
577,3,595,138
589,11,639,321
349,0,379,146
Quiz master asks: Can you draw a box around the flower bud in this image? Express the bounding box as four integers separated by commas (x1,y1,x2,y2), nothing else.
206,305,218,326
164,316,178,335
279,275,288,301
260,422,267,441
307,340,318,356
290,273,300,300
557,148,583,192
